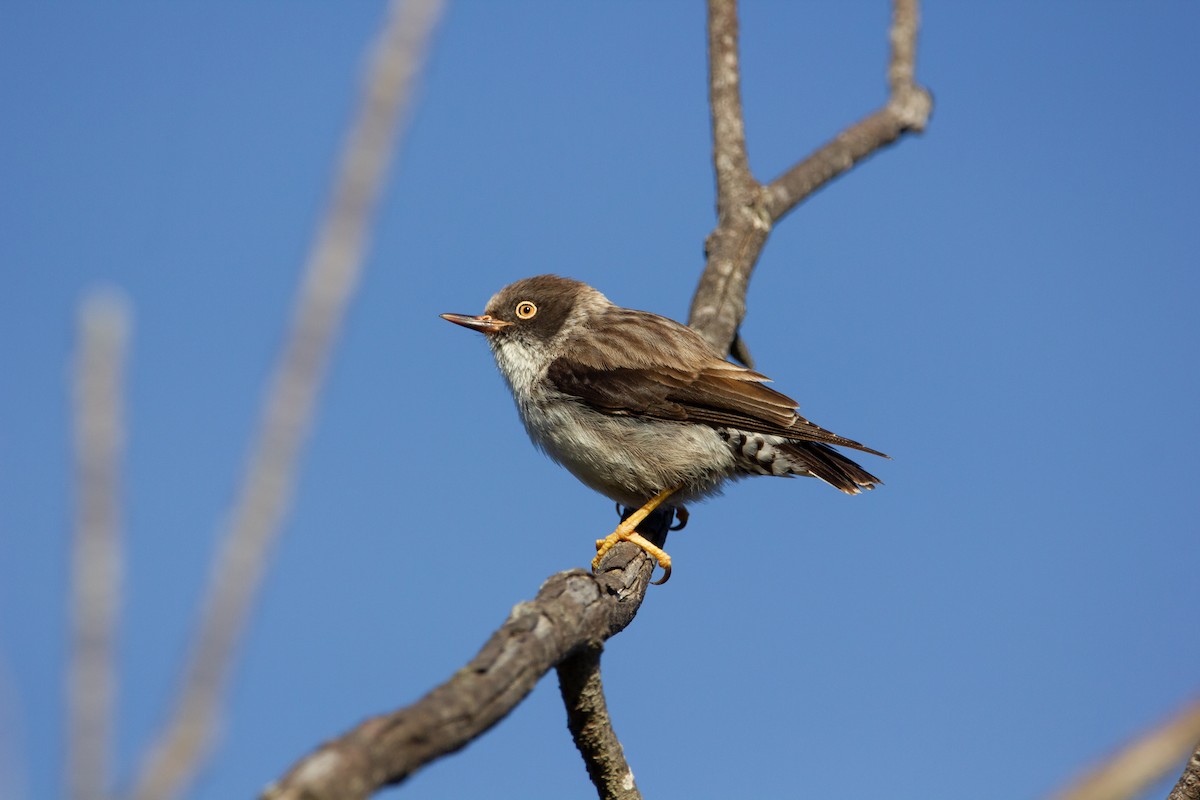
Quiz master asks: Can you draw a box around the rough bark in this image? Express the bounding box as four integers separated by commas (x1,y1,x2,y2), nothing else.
1169,745,1200,800
263,514,670,799
557,647,642,800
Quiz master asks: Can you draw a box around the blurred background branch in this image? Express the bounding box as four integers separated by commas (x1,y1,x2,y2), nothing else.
129,1,443,798
69,292,130,800
1052,697,1200,800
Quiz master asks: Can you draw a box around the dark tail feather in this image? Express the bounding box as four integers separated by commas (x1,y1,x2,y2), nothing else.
788,417,890,459
783,441,883,495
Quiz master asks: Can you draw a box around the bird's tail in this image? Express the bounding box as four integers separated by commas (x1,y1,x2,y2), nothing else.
782,441,882,495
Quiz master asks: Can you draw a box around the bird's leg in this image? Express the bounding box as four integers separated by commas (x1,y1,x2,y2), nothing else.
592,487,679,585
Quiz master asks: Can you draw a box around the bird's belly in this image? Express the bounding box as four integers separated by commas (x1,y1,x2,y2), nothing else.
517,398,736,508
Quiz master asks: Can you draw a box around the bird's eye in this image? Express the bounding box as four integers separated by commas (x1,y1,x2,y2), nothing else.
515,301,537,319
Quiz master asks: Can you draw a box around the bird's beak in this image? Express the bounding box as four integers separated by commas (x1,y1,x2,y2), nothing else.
440,312,514,334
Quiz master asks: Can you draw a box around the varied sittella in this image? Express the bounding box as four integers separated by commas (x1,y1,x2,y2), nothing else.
441,275,886,584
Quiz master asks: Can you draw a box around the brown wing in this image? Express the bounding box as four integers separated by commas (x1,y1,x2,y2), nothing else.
547,308,887,459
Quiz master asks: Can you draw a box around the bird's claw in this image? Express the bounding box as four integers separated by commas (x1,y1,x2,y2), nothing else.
669,506,689,531
592,530,672,585
593,487,678,585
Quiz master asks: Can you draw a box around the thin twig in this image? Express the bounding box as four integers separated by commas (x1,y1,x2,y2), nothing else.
69,292,130,800
1052,698,1200,800
557,647,642,800
129,2,443,799
762,0,931,222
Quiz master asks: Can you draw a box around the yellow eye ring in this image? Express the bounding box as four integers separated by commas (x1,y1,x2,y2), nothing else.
515,301,537,319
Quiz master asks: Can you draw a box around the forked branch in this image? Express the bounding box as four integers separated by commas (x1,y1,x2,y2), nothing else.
689,0,931,360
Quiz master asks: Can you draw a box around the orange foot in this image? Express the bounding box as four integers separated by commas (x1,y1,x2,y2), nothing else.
592,487,678,585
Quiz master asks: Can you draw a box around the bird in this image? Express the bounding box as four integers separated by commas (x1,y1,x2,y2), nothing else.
441,275,886,584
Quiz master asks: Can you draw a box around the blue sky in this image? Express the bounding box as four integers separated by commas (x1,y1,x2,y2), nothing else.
3,3,1198,799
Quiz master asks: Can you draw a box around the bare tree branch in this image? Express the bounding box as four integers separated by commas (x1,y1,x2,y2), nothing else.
558,648,642,800
268,3,928,797
762,104,924,223
1051,697,1200,800
689,0,932,359
263,518,668,800
688,0,770,361
69,292,130,800
129,2,443,799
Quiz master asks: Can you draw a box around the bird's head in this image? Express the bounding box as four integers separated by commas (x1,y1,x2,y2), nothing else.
441,274,604,356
